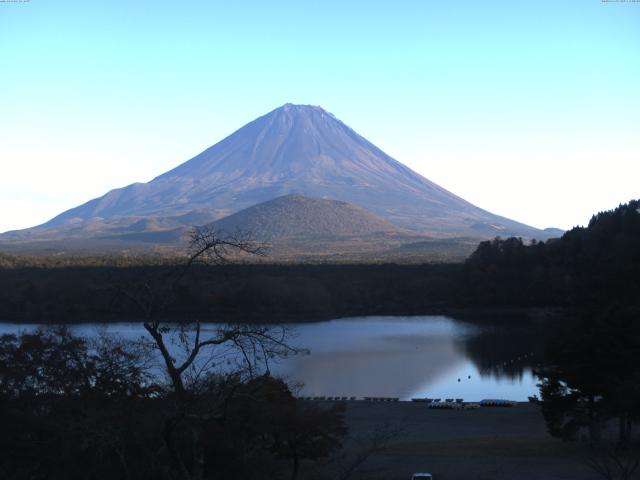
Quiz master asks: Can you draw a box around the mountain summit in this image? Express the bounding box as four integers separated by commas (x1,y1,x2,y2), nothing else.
17,104,549,242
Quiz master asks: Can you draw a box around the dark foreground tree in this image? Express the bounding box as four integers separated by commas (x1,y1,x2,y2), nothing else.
0,328,161,480
0,328,347,480
536,307,640,480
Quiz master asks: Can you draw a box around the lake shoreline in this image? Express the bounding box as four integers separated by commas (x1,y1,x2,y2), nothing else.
0,306,565,326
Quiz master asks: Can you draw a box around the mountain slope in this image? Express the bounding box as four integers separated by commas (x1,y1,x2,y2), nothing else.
7,103,556,244
211,194,403,240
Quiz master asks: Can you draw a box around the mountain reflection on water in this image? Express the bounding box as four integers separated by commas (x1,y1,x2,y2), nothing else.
274,316,541,401
0,316,542,401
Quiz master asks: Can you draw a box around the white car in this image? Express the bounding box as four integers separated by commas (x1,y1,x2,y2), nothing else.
411,474,433,480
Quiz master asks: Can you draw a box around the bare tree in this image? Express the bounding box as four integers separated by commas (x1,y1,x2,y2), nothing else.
115,226,300,480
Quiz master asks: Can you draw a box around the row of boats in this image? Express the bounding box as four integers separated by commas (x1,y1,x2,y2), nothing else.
416,398,517,408
298,396,517,406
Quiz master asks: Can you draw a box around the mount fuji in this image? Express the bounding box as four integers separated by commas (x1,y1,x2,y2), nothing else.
2,104,556,254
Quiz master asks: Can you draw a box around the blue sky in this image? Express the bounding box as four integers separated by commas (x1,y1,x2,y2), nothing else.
1,0,639,232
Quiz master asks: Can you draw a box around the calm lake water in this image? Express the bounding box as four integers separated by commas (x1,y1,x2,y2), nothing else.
0,316,540,401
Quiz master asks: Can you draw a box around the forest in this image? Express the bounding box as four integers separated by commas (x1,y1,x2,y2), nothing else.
460,199,640,308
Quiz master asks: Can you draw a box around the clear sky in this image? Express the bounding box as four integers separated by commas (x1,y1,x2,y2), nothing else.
1,0,638,233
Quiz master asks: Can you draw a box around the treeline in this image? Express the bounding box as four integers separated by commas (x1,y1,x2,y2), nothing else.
0,251,186,269
0,263,461,323
460,199,640,308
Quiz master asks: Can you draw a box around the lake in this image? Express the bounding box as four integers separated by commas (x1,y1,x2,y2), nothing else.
0,315,540,401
